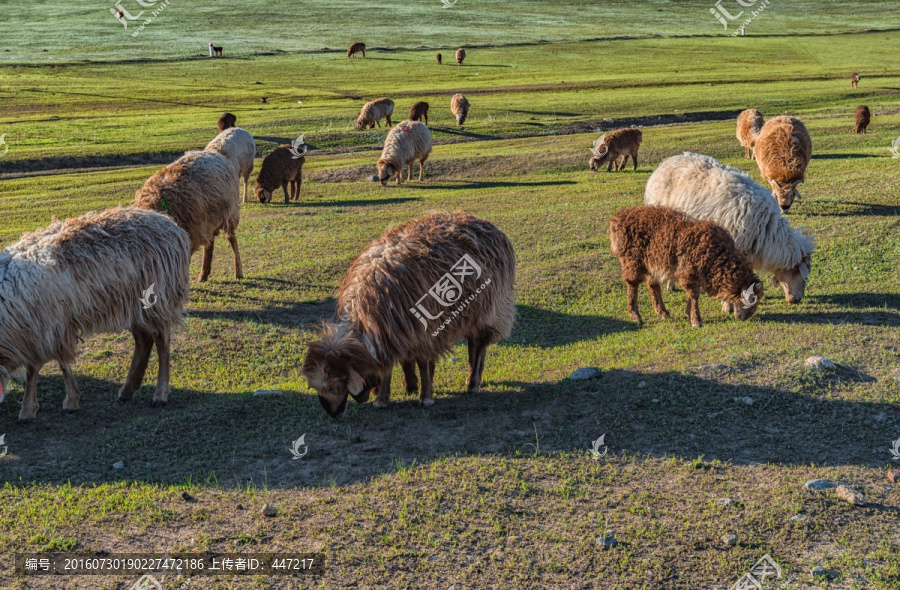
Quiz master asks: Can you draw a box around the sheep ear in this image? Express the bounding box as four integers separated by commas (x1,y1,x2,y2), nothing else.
800,264,810,281
347,369,365,396
770,179,781,189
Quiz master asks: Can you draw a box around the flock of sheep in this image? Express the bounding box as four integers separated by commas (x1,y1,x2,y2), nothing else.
0,54,873,421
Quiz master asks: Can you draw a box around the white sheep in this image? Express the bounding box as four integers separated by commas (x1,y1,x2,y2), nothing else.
205,127,257,203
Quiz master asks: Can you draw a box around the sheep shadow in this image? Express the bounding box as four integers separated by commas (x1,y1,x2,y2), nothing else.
187,292,337,330
432,128,498,140
759,308,900,327
506,109,582,117
800,200,900,217
502,305,638,348
414,180,577,190
812,153,883,160
285,197,421,207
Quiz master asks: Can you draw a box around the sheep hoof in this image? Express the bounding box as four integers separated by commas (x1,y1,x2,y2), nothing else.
17,417,35,424
116,395,132,403
151,399,168,407
63,407,80,414
421,399,434,408
373,400,388,409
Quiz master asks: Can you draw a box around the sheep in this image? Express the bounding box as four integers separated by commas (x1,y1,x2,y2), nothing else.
134,150,243,282
409,101,429,125
209,44,222,57
851,72,860,88
217,112,236,132
645,153,814,306
255,145,305,204
205,127,257,203
354,98,394,130
456,48,466,65
854,105,871,134
302,211,516,419
451,93,470,126
589,127,642,172
348,42,366,58
609,206,763,328
754,115,812,213
376,120,433,185
436,53,442,65
0,206,190,421
736,109,764,159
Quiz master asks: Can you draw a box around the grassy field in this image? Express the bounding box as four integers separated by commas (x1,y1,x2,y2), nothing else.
2,6,900,589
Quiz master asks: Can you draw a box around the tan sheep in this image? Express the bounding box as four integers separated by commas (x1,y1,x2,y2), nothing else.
354,98,394,129
348,42,366,58
754,115,812,212
451,93,470,126
736,109,764,159
135,151,243,281
255,145,305,204
205,127,257,203
589,127,642,172
376,121,433,185
456,48,466,65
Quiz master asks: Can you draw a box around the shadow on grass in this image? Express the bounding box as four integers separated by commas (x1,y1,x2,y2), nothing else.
759,292,900,327
414,180,577,190
812,153,882,160
800,200,900,217
502,305,637,348
187,288,337,329
279,197,421,207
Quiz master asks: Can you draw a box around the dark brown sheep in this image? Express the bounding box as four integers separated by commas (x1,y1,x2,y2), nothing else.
348,42,366,58
302,211,516,419
589,127,642,172
436,53,442,65
409,101,429,125
456,48,466,65
217,112,236,132
854,105,870,134
609,206,763,328
255,145,305,204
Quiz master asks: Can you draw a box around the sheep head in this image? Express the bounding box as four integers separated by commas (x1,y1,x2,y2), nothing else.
773,255,811,303
770,179,802,212
302,323,381,420
254,182,273,204
589,135,609,170
732,279,764,321
377,159,398,186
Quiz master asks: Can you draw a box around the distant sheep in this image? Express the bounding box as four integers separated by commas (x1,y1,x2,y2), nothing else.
436,53,442,65
409,101,429,125
754,115,812,212
451,93,470,126
854,105,870,134
645,153,814,306
208,44,222,57
255,145,304,203
0,207,190,421
589,127,642,172
736,109,764,159
217,112,236,132
376,120,433,185
302,211,516,418
135,150,243,282
851,73,860,88
609,206,763,328
348,42,366,58
354,97,394,129
205,127,257,203
456,48,466,65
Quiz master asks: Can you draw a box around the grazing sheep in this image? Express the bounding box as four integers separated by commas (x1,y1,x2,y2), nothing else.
456,48,466,65
255,145,305,204
609,206,763,328
589,127,642,172
409,101,429,125
436,53,442,65
854,105,871,134
209,44,222,57
0,207,190,421
376,121,433,185
348,42,366,58
754,115,812,212
736,109,764,159
851,72,860,88
217,112,236,132
302,211,516,419
451,93,470,126
354,97,394,130
205,127,257,203
645,153,814,305
135,150,243,282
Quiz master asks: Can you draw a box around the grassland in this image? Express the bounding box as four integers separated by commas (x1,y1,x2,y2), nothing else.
1,12,900,590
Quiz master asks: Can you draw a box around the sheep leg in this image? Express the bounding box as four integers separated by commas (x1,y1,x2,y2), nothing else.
374,369,391,408
386,115,392,127
151,332,171,406
682,285,703,328
117,329,154,402
242,172,250,204
282,181,290,204
18,364,42,421
60,361,81,412
646,280,670,319
199,242,214,282
419,157,428,181
606,159,614,172
617,155,628,171
401,360,418,394
625,280,642,324
466,337,488,393
418,359,435,406
407,164,412,183
226,229,244,279
631,151,638,171
722,300,735,314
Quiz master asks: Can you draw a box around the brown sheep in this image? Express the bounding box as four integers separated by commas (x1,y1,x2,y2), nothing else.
854,105,871,134
589,127,642,172
135,151,243,282
354,97,394,129
255,145,305,204
456,48,466,65
302,211,516,419
851,72,860,88
348,42,366,58
736,109,764,159
409,101,429,125
609,206,763,328
436,53,442,65
754,115,812,212
451,93,470,126
377,120,433,185
217,112,236,132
